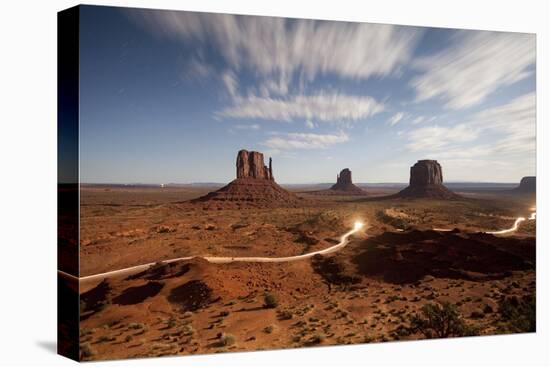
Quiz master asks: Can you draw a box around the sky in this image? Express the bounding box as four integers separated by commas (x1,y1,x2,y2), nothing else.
79,5,536,184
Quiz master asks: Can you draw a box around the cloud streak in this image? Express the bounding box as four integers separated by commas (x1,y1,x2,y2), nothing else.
126,9,422,96
263,131,349,150
405,92,535,157
218,92,385,124
388,112,404,126
411,31,535,109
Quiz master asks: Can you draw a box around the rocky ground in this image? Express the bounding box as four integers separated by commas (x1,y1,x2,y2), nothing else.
77,186,536,361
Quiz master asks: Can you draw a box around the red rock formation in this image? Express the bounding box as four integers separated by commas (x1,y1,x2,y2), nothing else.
326,168,366,195
336,169,352,186
193,150,301,208
236,150,274,181
409,160,443,186
513,176,536,194
396,160,459,199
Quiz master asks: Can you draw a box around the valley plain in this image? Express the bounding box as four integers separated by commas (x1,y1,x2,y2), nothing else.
76,184,536,361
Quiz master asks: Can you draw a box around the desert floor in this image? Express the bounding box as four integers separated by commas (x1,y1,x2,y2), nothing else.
76,185,536,361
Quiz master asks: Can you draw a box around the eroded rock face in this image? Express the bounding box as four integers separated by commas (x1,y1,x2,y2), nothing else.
236,150,273,180
396,159,459,199
409,160,443,187
515,176,536,193
328,168,366,195
336,169,352,185
193,149,301,208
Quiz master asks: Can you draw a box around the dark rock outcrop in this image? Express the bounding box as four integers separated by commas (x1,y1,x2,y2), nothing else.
192,150,302,208
352,229,535,284
409,160,443,186
396,160,459,199
326,168,366,195
513,176,536,194
335,168,352,186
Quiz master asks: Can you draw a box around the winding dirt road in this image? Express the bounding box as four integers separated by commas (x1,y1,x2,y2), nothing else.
60,207,537,284
59,222,365,283
487,210,536,235
433,209,536,235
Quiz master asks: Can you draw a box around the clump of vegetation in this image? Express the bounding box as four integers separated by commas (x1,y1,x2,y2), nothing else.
218,333,236,347
97,335,116,343
375,210,408,229
498,295,535,333
263,292,278,309
483,304,494,314
155,226,175,233
277,309,293,320
408,302,478,338
128,322,145,330
305,333,325,346
470,311,485,319
263,325,275,334
79,343,95,360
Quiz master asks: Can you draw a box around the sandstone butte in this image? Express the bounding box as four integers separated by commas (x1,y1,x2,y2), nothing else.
192,150,302,208
394,160,459,199
325,168,367,195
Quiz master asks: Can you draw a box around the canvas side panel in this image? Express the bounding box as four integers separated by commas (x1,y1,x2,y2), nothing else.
57,5,80,361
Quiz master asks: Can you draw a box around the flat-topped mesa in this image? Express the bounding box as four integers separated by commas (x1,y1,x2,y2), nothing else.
396,159,459,199
409,160,443,187
514,176,536,193
326,168,366,195
236,150,274,181
335,168,352,186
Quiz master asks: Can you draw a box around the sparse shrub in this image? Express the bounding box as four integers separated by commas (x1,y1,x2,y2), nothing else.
79,343,95,359
277,310,293,320
182,311,193,318
167,318,177,328
395,325,410,337
182,324,194,336
470,311,485,319
375,210,408,229
263,325,275,334
124,335,133,343
363,335,375,343
156,226,174,233
128,322,145,330
97,335,116,343
408,302,478,338
80,300,87,314
498,295,535,332
219,333,236,347
305,334,325,346
263,293,278,309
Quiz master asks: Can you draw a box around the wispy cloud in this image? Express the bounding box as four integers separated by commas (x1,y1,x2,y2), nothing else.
406,124,478,152
217,92,385,125
411,116,425,124
405,92,535,157
221,70,239,98
263,131,349,150
388,112,404,126
411,31,535,109
232,123,261,131
126,10,422,97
